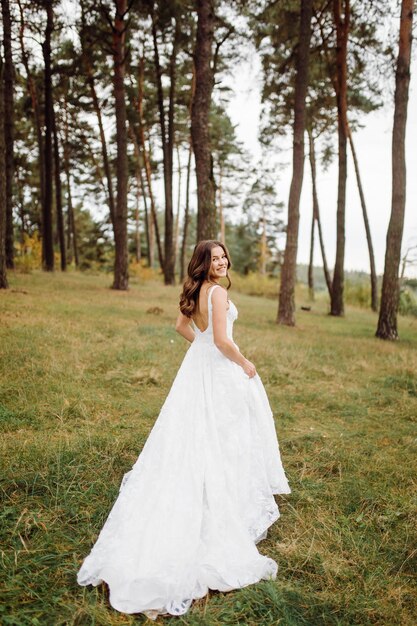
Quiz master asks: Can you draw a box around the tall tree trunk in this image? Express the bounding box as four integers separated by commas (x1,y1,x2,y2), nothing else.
218,166,225,244
277,0,313,325
191,0,216,241
308,205,315,301
52,105,66,271
1,0,14,268
330,0,350,316
135,138,150,266
260,208,267,276
129,121,164,271
180,63,195,282
138,152,151,267
308,129,332,296
133,56,151,267
347,126,378,311
132,52,164,270
18,0,45,221
66,168,78,267
173,144,182,271
41,0,54,272
111,0,129,290
62,96,78,266
376,0,413,340
151,9,179,284
0,59,8,288
88,72,116,229
134,175,141,263
180,140,193,282
80,12,116,229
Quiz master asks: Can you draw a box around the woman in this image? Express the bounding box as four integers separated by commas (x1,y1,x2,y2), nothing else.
77,240,291,620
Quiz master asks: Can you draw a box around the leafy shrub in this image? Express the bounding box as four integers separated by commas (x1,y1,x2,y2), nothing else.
14,232,42,273
231,272,279,299
344,279,371,308
399,288,417,317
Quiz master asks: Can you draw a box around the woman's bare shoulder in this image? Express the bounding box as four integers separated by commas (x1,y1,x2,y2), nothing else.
211,285,228,300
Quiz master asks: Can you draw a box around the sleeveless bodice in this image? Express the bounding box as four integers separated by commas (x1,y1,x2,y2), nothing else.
192,284,238,344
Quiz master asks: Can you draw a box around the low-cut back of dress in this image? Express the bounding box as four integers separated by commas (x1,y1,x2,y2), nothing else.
77,283,290,619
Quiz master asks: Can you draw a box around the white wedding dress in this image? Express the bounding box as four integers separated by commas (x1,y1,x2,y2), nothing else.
77,284,291,619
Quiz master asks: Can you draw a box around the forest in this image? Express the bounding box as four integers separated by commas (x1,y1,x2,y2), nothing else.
0,0,416,340
1,2,417,624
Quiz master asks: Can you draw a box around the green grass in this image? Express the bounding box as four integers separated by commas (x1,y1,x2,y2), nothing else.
1,270,416,626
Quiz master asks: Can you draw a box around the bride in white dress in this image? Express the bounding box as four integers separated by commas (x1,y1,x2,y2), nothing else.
77,240,291,619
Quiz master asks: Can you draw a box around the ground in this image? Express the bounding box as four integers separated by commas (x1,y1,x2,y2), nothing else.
0,271,416,625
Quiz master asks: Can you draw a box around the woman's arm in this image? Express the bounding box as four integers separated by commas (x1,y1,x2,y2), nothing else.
175,312,196,343
212,287,256,378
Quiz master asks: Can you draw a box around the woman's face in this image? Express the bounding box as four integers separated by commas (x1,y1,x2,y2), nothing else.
209,246,228,281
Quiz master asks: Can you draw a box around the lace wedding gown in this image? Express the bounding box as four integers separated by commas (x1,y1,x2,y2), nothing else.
77,284,291,619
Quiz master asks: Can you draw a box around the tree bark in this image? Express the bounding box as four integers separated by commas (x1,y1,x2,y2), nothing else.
277,0,313,325
330,0,350,316
151,8,179,284
260,208,267,276
66,168,78,267
0,59,8,288
80,23,116,229
52,105,66,271
41,0,54,272
180,140,193,282
191,0,216,241
174,144,182,271
308,129,332,296
129,119,164,271
218,166,225,244
347,126,378,311
111,0,129,290
308,203,315,301
1,0,14,269
18,0,45,222
133,130,150,266
376,0,413,340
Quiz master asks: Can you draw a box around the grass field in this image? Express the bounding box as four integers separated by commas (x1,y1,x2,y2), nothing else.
0,271,416,625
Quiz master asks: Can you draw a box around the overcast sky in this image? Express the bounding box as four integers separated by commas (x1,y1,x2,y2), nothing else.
226,52,417,277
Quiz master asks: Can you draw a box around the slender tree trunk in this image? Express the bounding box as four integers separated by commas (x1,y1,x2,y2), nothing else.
180,64,195,282
42,0,54,272
192,0,216,240
66,168,78,267
134,176,141,263
218,166,225,244
347,126,378,311
180,140,193,282
260,209,267,276
150,8,178,284
18,0,45,220
173,144,182,271
138,155,151,267
111,0,129,290
278,0,313,325
129,121,163,271
308,206,315,301
90,77,115,228
135,142,150,266
133,56,150,267
52,106,66,271
308,129,332,296
376,0,413,340
1,0,14,268
15,165,25,246
80,3,115,229
330,0,350,316
0,60,8,288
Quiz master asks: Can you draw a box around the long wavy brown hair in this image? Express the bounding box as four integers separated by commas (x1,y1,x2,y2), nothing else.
179,240,232,318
